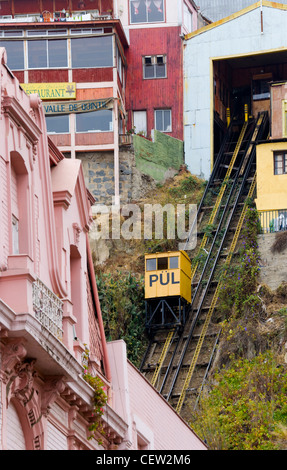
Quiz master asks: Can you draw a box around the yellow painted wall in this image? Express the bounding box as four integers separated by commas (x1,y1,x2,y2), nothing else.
255,141,287,211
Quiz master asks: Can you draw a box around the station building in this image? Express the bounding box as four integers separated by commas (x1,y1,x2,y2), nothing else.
183,1,287,181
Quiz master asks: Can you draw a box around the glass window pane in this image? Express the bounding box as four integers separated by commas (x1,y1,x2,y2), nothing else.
274,154,283,175
146,258,156,271
130,0,164,23
76,109,113,132
169,256,179,269
28,40,47,68
71,35,113,68
148,1,164,22
130,0,147,23
155,110,163,131
144,64,155,79
164,110,171,131
156,63,166,78
4,30,23,37
46,115,69,134
0,40,24,69
48,39,67,67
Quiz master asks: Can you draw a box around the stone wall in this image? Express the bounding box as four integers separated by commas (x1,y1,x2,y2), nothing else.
76,132,184,206
77,145,156,206
258,233,287,290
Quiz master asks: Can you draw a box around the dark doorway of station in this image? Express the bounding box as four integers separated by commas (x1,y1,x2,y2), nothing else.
212,49,287,167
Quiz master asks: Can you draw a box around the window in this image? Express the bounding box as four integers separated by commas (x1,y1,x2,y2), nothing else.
46,115,69,134
146,256,179,271
154,109,172,132
252,79,270,101
0,40,24,69
143,55,166,79
169,256,179,269
70,28,103,35
274,152,287,175
146,258,157,271
71,35,113,68
130,0,164,24
183,3,193,32
0,30,24,69
117,45,124,84
76,109,113,133
28,38,68,69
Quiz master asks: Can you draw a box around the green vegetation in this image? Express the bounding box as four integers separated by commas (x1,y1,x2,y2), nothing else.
192,352,287,450
96,271,147,367
190,205,287,450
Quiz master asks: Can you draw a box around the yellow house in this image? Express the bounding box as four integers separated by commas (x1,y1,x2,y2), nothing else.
256,141,287,213
255,82,287,232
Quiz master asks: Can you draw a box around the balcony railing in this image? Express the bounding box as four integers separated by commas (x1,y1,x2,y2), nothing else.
32,278,63,340
119,134,133,146
258,209,287,234
0,10,112,24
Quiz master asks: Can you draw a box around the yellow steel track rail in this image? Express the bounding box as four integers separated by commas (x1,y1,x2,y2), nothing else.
151,329,175,387
175,173,257,414
190,120,248,281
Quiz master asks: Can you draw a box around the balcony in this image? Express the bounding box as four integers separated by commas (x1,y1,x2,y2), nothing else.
32,277,63,340
0,10,113,24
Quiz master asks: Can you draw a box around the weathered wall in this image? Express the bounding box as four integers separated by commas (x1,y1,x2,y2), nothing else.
258,233,287,290
77,148,135,205
78,146,157,206
78,131,183,205
133,131,184,182
184,3,287,179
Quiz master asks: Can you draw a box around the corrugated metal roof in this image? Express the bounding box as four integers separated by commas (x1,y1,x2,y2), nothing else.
197,0,287,21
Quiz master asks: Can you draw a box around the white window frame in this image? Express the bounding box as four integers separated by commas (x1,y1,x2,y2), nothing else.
129,0,165,24
143,55,166,79
154,109,172,133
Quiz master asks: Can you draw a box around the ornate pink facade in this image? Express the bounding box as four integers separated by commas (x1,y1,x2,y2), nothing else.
0,47,206,451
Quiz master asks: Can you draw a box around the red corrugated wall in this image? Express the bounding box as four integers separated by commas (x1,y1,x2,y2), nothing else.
126,26,184,141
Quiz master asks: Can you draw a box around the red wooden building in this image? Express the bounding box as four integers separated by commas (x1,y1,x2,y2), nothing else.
121,0,208,141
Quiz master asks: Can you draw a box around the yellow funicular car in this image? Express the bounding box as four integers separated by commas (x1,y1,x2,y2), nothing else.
144,250,191,331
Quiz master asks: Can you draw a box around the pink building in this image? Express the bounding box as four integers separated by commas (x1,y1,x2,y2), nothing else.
0,47,206,451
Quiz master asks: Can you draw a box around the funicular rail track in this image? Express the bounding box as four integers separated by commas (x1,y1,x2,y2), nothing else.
140,111,269,419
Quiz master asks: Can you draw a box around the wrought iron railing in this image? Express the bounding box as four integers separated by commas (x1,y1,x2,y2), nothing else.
258,209,287,234
32,278,63,340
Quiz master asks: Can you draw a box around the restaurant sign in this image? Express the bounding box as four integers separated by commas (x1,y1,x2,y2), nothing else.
43,98,114,115
21,83,76,100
